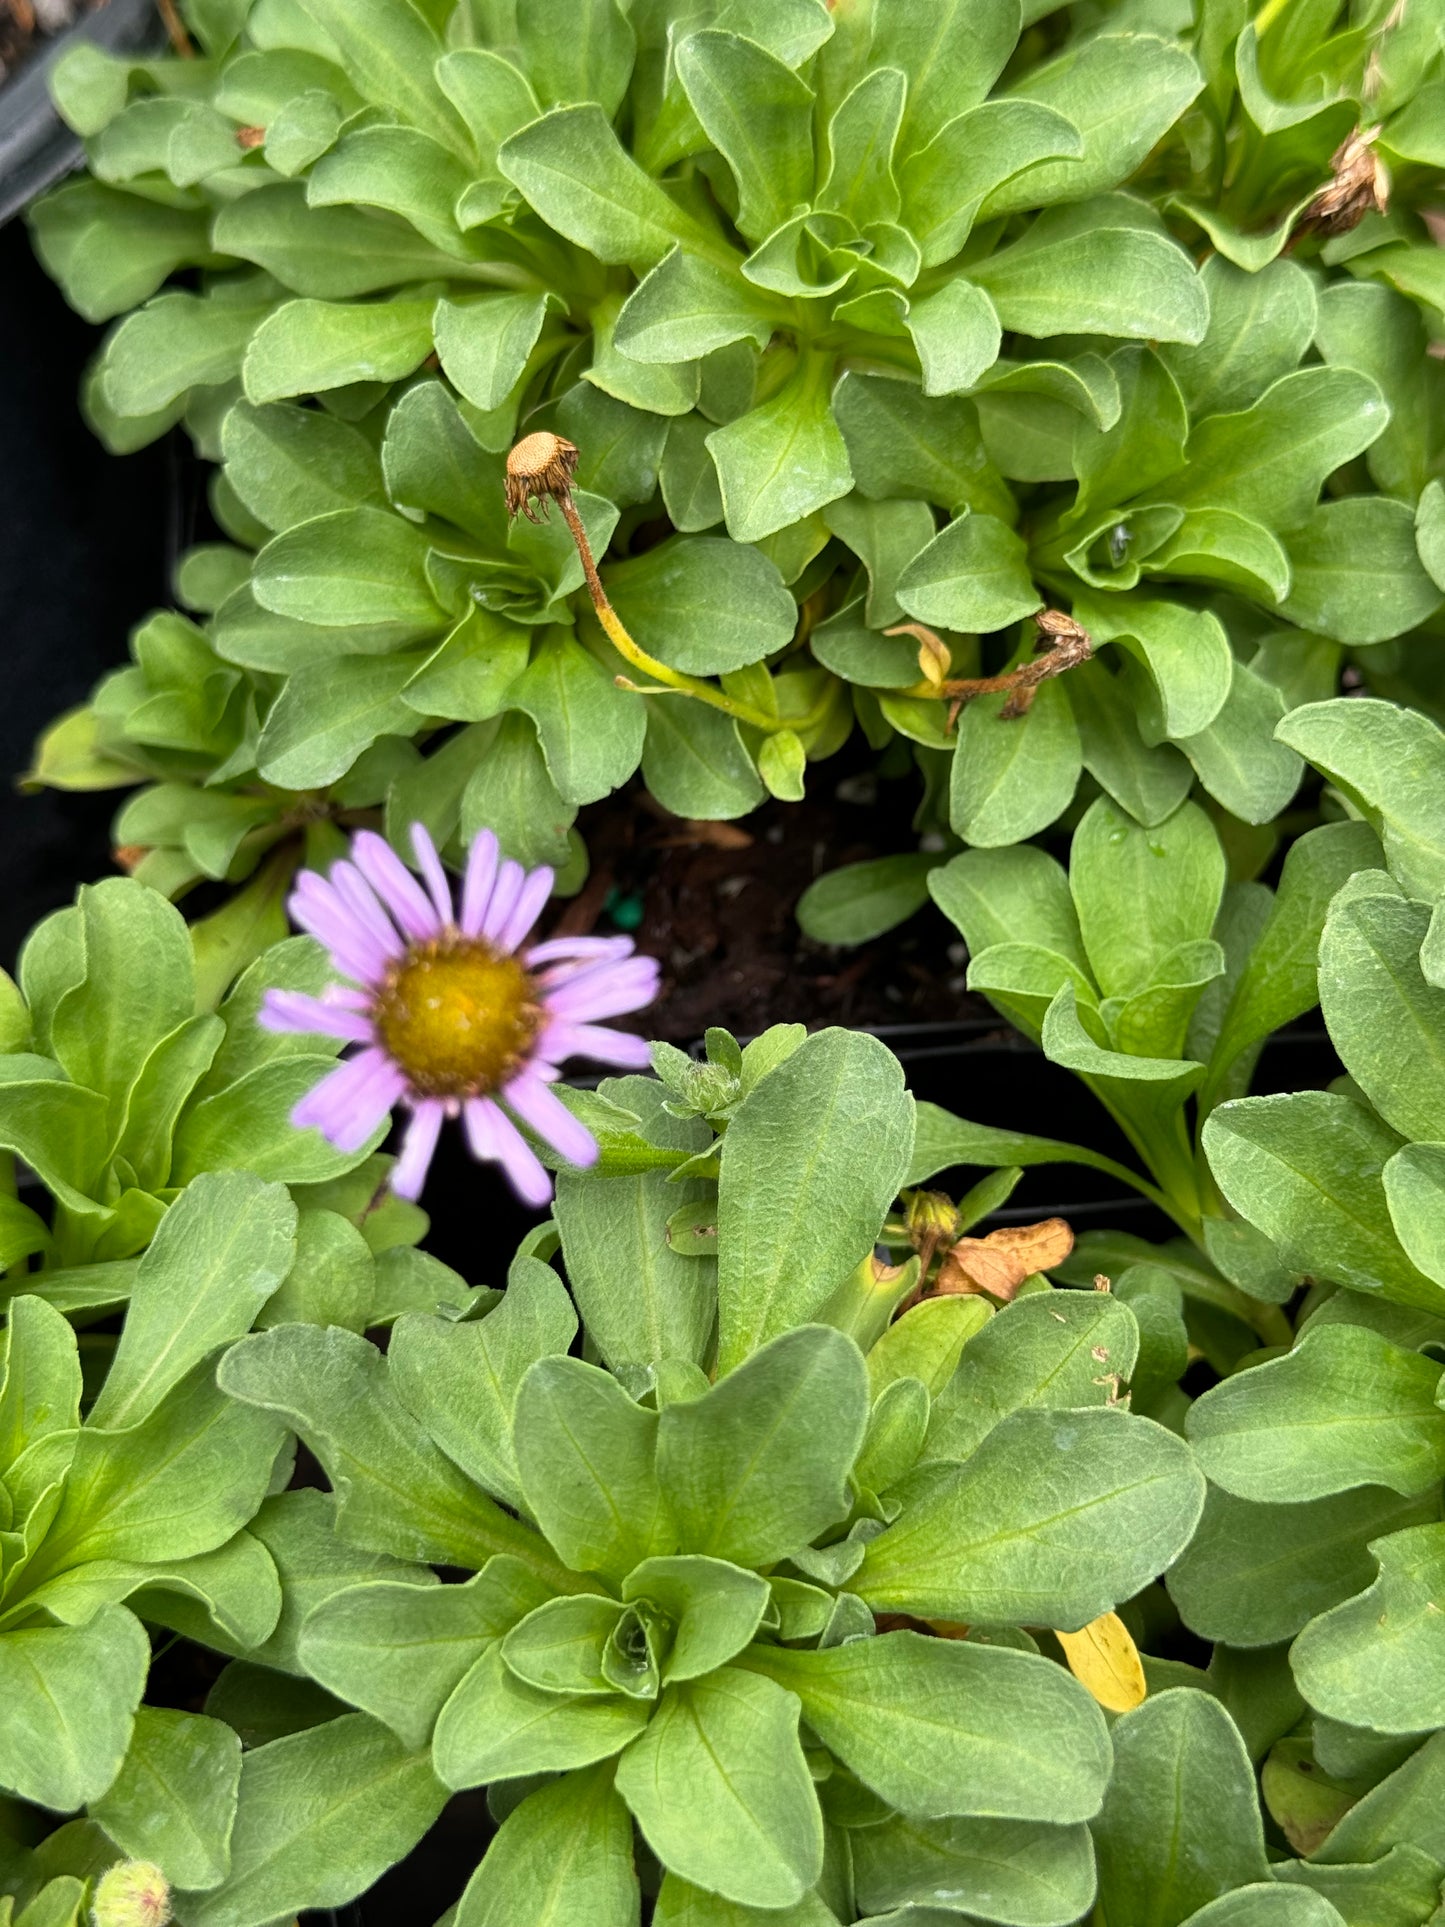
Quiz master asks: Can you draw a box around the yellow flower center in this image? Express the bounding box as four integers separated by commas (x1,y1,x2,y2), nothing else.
372,938,541,1099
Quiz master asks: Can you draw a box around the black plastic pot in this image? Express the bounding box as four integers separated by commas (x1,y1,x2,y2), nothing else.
0,206,176,965
0,0,163,226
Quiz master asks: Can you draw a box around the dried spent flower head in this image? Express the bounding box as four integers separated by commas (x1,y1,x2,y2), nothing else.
1034,608,1092,649
505,432,580,522
1296,128,1389,240
91,1860,172,1927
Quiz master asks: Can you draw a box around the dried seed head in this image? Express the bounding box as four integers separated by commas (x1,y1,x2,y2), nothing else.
505,432,579,522
1297,129,1389,239
1034,609,1091,652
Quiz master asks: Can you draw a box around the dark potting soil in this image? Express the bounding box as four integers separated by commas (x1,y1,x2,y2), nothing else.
540,768,993,1046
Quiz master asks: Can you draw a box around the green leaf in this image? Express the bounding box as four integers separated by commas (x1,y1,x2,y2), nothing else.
171,1055,383,1187
641,701,766,820
0,1294,80,1471
1081,596,1234,742
513,1356,669,1581
1276,697,1445,899
657,1325,868,1566
50,877,194,1120
1162,255,1317,420
604,537,795,679
1275,1847,1445,1927
1071,796,1224,999
307,125,472,255
871,0,1019,157
971,215,1208,345
90,1173,297,1431
389,1262,577,1511
517,0,634,116
1167,1483,1438,1647
28,1366,283,1577
990,33,1203,213
1279,498,1444,644
454,1765,639,1927
0,1606,148,1811
855,1406,1204,1629
1065,658,1194,829
99,293,262,419
1188,1324,1445,1502
218,1325,551,1575
743,1630,1109,1823
818,65,906,228
900,100,1082,269
254,506,442,638
1091,1691,1269,1927
925,1290,1140,1464
433,1642,648,1787
676,31,812,245
1182,1890,1348,1927
615,1669,822,1909
461,711,577,870
621,1556,770,1684
174,1713,448,1926
499,104,718,270
796,855,938,945
897,512,1039,633
553,1090,716,1374
654,1879,836,1927
707,353,853,543
29,180,213,325
91,1707,241,1892
277,0,463,150
832,372,1013,520
851,1812,1097,1925
1319,891,1445,1143
949,682,1082,848
510,631,646,808
258,651,429,788
1292,1521,1445,1737
615,246,775,367
1384,1143,1445,1291
1203,820,1380,1107
1204,1093,1443,1312
715,1029,913,1369
500,1593,625,1697
219,398,384,535
433,46,539,161
243,297,436,404
300,1561,552,1748
430,291,552,417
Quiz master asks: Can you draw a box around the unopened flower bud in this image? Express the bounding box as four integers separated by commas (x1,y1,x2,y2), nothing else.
904,1189,961,1246
505,432,579,522
92,1861,172,1927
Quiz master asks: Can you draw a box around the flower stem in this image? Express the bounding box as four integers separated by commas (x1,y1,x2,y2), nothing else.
556,491,814,736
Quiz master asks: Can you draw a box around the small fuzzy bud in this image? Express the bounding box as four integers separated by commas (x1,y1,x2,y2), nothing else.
91,1861,172,1927
905,1190,961,1244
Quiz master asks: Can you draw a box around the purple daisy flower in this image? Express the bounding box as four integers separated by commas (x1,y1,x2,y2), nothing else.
260,824,659,1206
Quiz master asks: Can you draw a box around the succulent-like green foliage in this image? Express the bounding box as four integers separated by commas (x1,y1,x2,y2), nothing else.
203,1024,1202,1922
25,0,1445,908
0,876,433,1286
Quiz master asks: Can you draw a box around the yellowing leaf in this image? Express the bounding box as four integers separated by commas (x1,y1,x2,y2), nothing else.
1055,1611,1146,1712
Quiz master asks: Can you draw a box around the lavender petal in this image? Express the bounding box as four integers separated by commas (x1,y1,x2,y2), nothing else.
474,1097,554,1206
410,822,456,930
390,1101,445,1201
260,989,374,1044
495,865,555,955
541,1021,652,1070
543,954,662,1024
460,829,500,937
292,1047,404,1153
352,830,442,942
290,875,394,987
480,859,526,944
503,1072,599,1169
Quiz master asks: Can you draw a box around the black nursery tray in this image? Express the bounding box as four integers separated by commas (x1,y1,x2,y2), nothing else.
0,0,162,226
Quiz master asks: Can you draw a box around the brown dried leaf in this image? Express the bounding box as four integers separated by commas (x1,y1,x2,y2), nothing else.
935,1218,1074,1301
